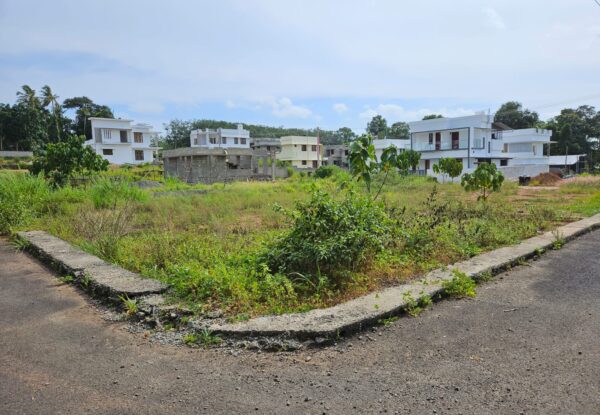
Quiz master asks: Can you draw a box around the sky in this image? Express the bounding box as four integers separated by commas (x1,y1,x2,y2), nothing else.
1,0,600,134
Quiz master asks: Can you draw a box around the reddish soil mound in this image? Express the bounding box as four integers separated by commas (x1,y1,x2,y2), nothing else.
531,172,562,186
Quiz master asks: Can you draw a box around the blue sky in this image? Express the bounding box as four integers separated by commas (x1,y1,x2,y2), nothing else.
1,0,600,134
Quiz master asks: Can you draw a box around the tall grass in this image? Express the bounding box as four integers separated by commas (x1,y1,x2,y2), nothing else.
2,170,599,317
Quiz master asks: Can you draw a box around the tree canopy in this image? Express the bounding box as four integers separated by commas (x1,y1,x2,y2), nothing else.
367,115,388,139
494,101,539,129
388,122,409,139
0,85,114,150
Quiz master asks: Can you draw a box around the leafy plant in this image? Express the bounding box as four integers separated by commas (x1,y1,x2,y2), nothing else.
198,329,222,347
119,294,139,316
432,157,463,183
183,333,198,345
259,189,392,286
461,162,504,201
551,229,565,249
30,134,109,186
442,269,476,298
349,134,377,192
403,292,432,316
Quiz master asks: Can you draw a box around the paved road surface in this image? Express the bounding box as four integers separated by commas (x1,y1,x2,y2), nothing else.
1,231,599,414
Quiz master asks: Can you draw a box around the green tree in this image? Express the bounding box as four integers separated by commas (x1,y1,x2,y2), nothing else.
30,135,109,186
63,96,114,140
432,157,463,183
41,85,62,142
494,101,539,129
349,134,377,192
404,149,421,172
367,115,388,139
15,85,48,149
388,121,409,139
336,127,356,142
461,162,504,201
546,106,599,157
422,114,443,120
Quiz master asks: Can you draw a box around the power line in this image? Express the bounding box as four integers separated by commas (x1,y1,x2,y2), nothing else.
595,0,600,7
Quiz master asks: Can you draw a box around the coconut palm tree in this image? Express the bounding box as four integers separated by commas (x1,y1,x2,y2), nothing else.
16,85,41,109
41,85,62,141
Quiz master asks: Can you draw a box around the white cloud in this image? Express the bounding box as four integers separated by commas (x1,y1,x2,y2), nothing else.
268,97,312,118
359,104,477,122
483,7,506,30
332,102,348,114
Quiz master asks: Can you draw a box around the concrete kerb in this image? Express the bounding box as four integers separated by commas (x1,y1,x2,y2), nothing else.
208,213,600,340
13,213,600,343
15,231,167,305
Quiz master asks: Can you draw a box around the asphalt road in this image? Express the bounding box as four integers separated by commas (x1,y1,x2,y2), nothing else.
1,231,599,415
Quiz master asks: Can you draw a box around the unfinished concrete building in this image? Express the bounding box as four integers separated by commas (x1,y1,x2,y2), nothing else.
162,147,281,184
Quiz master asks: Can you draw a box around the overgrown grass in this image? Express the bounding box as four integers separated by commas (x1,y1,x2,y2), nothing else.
2,170,600,317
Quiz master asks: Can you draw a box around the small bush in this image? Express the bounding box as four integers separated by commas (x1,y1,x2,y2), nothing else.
313,165,339,179
259,189,392,283
442,269,476,298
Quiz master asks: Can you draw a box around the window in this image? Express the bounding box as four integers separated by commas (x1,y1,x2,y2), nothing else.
428,133,433,145
312,160,318,168
102,149,113,156
120,130,128,143
344,150,348,155
425,159,430,170
134,132,143,143
503,143,508,153
241,138,247,145
301,160,307,165
311,145,317,151
301,145,307,151
135,150,144,161
209,137,217,144
500,159,508,166
194,138,199,145
102,129,112,140
234,137,239,145
222,137,227,144
451,132,459,149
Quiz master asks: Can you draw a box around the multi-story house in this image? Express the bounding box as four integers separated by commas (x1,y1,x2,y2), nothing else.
87,118,160,165
324,144,349,168
408,113,552,178
190,124,250,149
251,137,281,154
278,136,324,169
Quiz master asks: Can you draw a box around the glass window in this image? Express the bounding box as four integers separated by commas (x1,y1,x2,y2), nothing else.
301,145,307,151
102,149,113,156
135,150,144,161
134,132,143,143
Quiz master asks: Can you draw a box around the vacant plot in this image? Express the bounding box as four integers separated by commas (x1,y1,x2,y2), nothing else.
2,168,600,317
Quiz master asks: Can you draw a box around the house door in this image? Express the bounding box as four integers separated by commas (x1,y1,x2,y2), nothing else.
425,159,430,170
435,132,441,150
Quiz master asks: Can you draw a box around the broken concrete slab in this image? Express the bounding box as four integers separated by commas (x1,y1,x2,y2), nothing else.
209,213,600,340
17,231,167,299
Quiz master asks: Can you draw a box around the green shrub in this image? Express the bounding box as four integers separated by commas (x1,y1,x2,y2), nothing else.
259,189,392,282
89,178,148,208
442,269,476,298
313,165,337,179
0,174,51,234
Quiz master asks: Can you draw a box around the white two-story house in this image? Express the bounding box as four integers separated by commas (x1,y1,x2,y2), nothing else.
408,113,552,179
87,118,160,165
190,124,250,149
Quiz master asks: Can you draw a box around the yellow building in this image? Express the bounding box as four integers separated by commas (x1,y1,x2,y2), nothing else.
278,136,324,169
